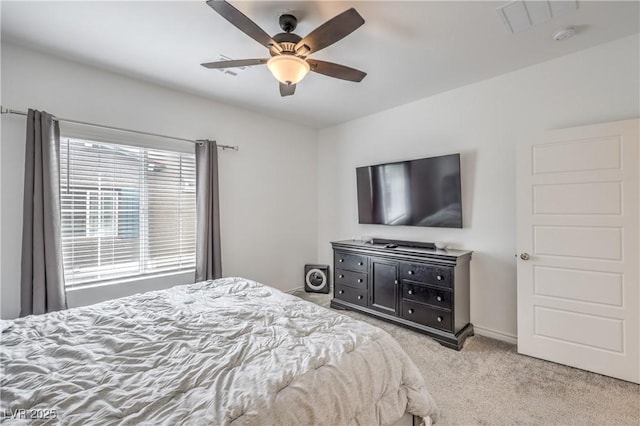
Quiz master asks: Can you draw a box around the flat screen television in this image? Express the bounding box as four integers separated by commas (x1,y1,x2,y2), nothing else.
356,153,463,228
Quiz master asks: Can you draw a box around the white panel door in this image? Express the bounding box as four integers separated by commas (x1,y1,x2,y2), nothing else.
517,119,639,383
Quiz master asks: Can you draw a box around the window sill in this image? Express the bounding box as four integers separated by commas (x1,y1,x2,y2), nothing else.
65,270,196,309
65,269,196,292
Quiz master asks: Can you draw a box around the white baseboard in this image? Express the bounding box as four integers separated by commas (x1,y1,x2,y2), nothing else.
284,286,304,294
473,325,517,345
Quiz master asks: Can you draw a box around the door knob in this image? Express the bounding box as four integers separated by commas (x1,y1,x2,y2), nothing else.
520,253,530,261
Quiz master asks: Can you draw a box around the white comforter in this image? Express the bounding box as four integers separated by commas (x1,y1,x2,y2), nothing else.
1,277,437,425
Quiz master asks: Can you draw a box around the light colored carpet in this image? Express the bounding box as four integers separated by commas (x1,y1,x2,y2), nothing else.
294,290,640,425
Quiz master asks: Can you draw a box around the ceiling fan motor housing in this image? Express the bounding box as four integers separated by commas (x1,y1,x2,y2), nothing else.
271,32,303,55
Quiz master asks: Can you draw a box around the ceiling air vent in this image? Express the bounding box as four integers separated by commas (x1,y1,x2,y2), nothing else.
214,54,247,76
497,0,577,33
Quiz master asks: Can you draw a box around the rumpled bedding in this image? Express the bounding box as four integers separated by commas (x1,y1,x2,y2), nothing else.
1,277,437,425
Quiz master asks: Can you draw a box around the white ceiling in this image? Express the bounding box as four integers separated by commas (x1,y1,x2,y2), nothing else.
2,1,638,128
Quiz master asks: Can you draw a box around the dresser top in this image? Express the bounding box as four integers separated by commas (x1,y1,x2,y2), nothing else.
331,239,472,263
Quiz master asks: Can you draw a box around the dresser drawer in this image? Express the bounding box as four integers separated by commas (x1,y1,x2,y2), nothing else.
403,282,452,309
335,284,367,307
402,300,452,331
400,263,452,288
334,251,368,273
335,269,367,290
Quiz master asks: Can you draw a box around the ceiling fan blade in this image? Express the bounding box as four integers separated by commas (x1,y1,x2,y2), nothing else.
206,0,282,53
295,8,364,55
307,59,367,82
201,58,268,69
279,83,296,97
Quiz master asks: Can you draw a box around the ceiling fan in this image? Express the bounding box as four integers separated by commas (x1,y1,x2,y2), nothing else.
201,0,367,97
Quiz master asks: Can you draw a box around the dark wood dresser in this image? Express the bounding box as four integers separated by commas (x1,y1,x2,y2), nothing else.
330,240,473,350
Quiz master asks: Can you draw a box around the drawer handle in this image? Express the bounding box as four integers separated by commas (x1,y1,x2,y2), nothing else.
358,261,363,266
408,309,414,314
437,275,443,281
339,259,344,262
339,274,344,278
408,270,414,275
436,296,442,302
357,295,363,300
338,290,344,294
437,316,443,322
357,278,363,283
407,290,413,295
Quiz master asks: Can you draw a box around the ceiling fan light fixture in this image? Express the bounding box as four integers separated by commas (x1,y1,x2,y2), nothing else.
267,55,310,85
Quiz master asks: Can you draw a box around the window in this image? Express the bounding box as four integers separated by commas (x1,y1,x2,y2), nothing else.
86,189,118,237
60,137,196,287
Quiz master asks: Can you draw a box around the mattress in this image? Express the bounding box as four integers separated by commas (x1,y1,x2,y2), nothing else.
1,277,438,425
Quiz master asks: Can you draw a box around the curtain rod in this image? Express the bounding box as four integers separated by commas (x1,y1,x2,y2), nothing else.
0,107,239,151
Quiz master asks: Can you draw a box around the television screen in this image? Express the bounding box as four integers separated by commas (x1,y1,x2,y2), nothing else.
356,153,462,228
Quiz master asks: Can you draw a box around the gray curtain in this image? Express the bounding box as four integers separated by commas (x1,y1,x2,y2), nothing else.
20,109,67,316
195,140,222,281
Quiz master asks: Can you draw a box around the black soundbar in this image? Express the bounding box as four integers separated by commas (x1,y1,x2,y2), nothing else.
369,238,436,250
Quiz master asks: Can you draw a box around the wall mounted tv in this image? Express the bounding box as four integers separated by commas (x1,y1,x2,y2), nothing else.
356,153,463,228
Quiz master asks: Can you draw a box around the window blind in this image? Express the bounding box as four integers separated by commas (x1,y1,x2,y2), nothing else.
60,137,196,287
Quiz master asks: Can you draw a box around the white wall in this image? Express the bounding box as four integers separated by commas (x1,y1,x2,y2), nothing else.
316,35,640,342
1,43,318,319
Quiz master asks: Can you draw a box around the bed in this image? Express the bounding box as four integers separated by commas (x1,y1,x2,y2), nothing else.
1,277,438,425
